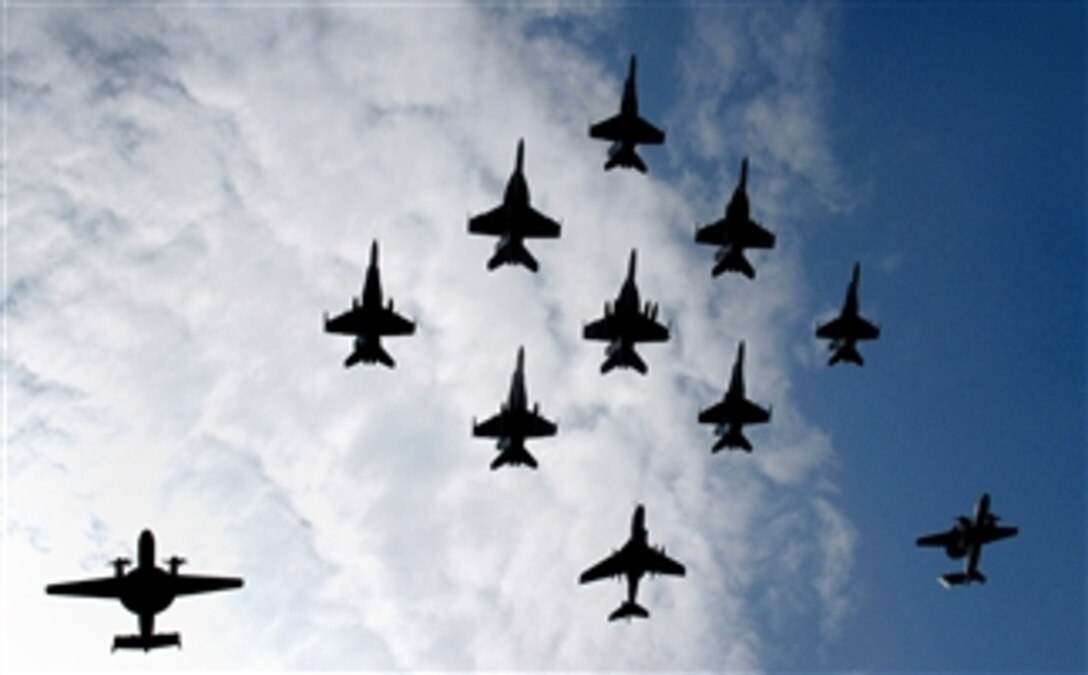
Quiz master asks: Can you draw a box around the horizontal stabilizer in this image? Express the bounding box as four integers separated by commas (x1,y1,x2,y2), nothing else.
828,343,863,366
601,344,647,375
487,240,539,272
712,428,753,453
112,632,181,652
608,600,650,622
712,247,756,279
345,341,395,369
604,144,647,173
490,445,539,471
938,570,987,588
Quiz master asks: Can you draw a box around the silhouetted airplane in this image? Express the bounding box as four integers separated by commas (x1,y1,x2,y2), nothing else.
45,529,243,652
698,341,772,452
694,157,776,278
468,139,561,272
916,493,1018,587
324,240,416,368
472,346,557,470
583,249,669,375
579,504,685,621
815,262,880,365
588,54,665,173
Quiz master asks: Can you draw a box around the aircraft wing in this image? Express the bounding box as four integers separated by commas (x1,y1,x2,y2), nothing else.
699,399,769,425
46,576,125,599
171,573,244,597
325,306,366,336
520,206,561,239
583,315,617,342
579,548,630,584
916,529,958,548
817,315,879,341
517,409,557,438
473,412,505,438
377,307,415,337
738,219,776,249
589,115,665,145
979,525,1019,545
695,218,730,246
630,313,670,343
468,205,507,237
641,547,686,577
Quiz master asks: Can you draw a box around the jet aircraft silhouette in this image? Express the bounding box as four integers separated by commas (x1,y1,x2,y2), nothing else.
698,341,772,452
916,493,1018,587
815,262,880,365
324,240,416,368
45,529,243,652
583,249,669,375
588,54,665,173
472,346,557,470
694,157,776,278
468,139,561,272
579,504,685,621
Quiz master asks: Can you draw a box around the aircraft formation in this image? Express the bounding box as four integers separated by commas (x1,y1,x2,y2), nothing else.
45,52,1016,651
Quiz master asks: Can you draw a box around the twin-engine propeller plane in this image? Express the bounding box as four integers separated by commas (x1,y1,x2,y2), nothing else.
324,240,416,368
579,504,685,621
916,493,1018,587
45,529,243,652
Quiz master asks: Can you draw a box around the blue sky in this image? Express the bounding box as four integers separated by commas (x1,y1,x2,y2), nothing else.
4,2,1084,672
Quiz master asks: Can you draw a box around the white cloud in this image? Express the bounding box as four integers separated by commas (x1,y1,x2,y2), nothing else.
7,4,854,671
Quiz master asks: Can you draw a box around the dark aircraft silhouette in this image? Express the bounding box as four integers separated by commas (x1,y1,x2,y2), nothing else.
697,341,772,452
583,249,670,375
579,504,685,621
468,139,561,272
324,240,416,368
694,157,776,278
815,262,880,365
472,346,557,470
45,529,243,652
916,493,1018,587
588,54,665,173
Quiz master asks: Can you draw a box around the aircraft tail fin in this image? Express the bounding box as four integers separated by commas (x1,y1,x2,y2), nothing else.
608,600,650,622
938,570,987,588
713,427,753,453
112,632,181,652
345,341,395,369
490,444,539,471
487,240,539,272
601,343,647,375
712,246,755,279
604,143,647,173
829,343,863,366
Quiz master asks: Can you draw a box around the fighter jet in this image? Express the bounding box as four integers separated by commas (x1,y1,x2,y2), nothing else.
916,493,1018,587
468,139,561,272
583,249,670,375
579,504,685,621
815,262,880,365
45,529,243,652
694,157,776,278
472,346,557,470
588,54,665,173
697,341,772,452
324,240,416,368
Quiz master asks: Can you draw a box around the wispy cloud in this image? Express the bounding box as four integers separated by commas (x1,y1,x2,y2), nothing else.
8,4,853,670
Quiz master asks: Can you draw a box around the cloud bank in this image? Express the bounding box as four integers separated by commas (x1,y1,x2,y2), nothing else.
6,4,854,670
